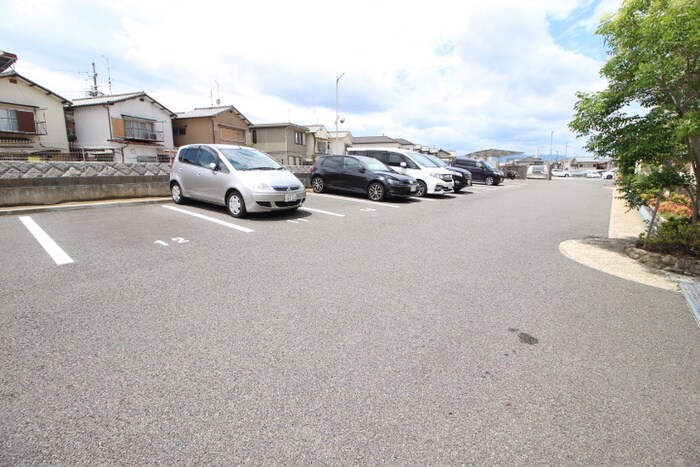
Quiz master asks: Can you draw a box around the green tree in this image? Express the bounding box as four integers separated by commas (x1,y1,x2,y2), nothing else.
569,0,700,221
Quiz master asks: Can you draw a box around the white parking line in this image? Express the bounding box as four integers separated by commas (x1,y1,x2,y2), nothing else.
162,205,254,233
299,207,346,217
309,193,401,208
19,216,74,265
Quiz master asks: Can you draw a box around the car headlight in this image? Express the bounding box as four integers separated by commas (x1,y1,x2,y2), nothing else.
386,177,399,184
430,172,444,180
251,182,273,191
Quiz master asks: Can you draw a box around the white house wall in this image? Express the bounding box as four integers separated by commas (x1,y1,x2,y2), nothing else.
72,96,175,162
72,106,111,146
0,78,69,150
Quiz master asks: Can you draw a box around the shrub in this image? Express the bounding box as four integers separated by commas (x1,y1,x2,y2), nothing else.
638,218,700,258
658,200,693,219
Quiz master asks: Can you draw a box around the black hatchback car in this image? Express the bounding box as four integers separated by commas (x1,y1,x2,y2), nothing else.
310,155,418,200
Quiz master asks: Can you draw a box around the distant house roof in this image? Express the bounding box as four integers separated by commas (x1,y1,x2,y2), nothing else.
394,138,414,146
571,156,612,163
250,122,309,131
70,91,176,117
352,135,397,144
0,70,71,104
175,105,251,125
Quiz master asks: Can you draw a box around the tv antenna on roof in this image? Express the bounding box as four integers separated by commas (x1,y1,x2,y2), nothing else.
102,55,113,95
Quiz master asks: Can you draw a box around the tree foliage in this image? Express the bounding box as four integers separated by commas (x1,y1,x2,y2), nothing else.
569,0,700,221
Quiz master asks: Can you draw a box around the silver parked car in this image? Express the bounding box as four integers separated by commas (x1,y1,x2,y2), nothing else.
170,144,306,218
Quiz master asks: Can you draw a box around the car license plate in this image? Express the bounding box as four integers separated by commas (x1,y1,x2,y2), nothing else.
285,193,297,202
410,185,417,192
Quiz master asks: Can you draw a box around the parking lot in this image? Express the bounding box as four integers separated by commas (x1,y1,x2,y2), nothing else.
2,178,699,465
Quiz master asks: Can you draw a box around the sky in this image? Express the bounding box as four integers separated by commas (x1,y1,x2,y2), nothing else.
1,0,623,158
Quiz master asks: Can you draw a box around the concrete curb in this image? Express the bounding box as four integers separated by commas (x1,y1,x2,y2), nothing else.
0,197,171,216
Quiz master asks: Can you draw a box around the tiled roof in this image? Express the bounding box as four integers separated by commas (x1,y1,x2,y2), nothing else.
250,122,309,131
0,70,71,104
71,92,145,107
70,91,176,117
352,135,397,144
175,105,251,125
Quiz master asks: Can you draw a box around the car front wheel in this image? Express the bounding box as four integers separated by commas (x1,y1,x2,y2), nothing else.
311,176,325,193
226,190,247,218
485,176,495,186
171,182,185,204
415,180,427,197
367,182,385,201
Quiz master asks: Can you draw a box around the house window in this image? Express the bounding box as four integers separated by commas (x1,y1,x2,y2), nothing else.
294,131,304,145
0,108,19,132
0,108,37,133
252,130,257,144
175,127,186,136
124,117,157,141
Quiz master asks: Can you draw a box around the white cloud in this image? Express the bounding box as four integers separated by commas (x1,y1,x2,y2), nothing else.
1,0,618,155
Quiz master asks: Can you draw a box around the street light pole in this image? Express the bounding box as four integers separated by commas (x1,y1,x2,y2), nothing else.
335,72,345,154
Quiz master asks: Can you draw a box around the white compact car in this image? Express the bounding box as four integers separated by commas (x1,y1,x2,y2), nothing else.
347,147,454,197
170,144,306,218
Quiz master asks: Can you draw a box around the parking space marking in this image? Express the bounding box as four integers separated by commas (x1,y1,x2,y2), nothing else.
162,205,254,233
309,193,401,208
299,207,346,217
19,216,74,265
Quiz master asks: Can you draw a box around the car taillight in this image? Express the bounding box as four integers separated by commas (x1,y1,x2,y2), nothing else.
310,166,315,173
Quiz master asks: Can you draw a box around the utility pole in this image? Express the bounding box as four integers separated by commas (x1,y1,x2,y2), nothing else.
547,131,554,180
88,62,99,97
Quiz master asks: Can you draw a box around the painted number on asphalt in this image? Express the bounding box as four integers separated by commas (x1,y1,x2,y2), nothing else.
155,237,190,247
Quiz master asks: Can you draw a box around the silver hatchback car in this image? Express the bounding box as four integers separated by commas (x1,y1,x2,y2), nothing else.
170,144,306,218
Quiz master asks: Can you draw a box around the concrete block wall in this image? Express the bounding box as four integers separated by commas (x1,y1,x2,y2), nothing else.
0,162,171,207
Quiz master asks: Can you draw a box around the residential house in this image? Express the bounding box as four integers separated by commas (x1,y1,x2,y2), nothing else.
173,105,251,147
394,138,416,150
569,156,614,171
250,122,309,166
305,125,331,161
68,92,176,163
0,54,72,159
329,130,353,154
413,145,454,160
350,135,404,149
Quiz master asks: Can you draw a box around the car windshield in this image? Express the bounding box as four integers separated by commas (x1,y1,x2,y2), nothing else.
219,147,283,171
362,158,392,172
428,156,447,167
482,161,496,170
408,151,439,167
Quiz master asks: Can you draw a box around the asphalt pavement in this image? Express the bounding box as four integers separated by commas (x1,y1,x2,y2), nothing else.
1,179,698,465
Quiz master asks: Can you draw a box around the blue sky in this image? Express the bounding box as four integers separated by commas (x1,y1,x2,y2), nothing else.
1,0,622,157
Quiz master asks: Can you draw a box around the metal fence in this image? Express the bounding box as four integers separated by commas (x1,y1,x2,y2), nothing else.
0,140,174,163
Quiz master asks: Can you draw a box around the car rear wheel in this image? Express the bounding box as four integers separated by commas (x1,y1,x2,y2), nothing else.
485,176,495,186
171,182,186,204
311,176,325,193
367,182,385,201
416,180,427,197
226,190,247,218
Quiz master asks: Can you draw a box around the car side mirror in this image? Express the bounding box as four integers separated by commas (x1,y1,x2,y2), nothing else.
359,167,366,173
400,162,407,168
209,162,218,171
